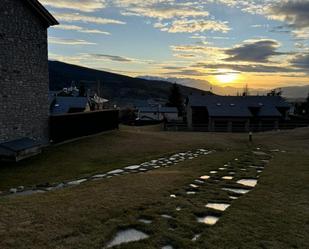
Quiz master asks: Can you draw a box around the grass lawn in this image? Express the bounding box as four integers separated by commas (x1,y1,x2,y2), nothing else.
0,126,308,249
0,125,246,191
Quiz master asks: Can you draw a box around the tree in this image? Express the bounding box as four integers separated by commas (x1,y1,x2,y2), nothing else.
267,88,282,96
242,84,249,96
79,84,86,97
167,83,184,115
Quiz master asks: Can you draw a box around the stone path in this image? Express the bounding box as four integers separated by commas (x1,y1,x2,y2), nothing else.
3,149,213,198
104,148,285,248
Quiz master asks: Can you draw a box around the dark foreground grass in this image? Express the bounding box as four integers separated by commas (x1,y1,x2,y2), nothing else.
0,126,308,249
0,126,246,190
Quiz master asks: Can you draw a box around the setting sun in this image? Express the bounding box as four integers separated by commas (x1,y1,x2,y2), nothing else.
216,71,239,84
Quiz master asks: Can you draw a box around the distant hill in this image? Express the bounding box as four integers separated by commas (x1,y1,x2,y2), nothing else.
141,76,309,99
49,61,210,107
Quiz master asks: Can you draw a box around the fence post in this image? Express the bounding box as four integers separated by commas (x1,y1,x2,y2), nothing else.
249,132,253,142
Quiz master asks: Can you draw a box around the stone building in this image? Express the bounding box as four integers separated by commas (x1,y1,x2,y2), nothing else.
0,0,58,144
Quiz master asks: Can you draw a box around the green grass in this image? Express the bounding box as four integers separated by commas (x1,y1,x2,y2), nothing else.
0,126,308,249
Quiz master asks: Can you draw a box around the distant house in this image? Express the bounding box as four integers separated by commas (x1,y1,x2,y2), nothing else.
50,96,90,115
137,106,179,121
89,94,109,111
0,0,58,144
186,95,291,132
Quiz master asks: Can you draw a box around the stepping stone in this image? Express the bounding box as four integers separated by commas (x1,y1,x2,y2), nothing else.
124,165,140,170
222,188,250,194
187,191,197,195
138,219,152,224
270,149,280,152
176,207,182,211
190,184,199,188
222,176,233,180
161,214,173,219
229,196,238,200
92,174,106,178
162,246,173,249
197,215,219,225
107,169,124,175
206,203,230,211
106,229,149,248
200,175,210,180
170,194,176,198
210,171,218,174
192,234,201,241
67,179,87,186
194,180,205,184
10,188,17,194
253,151,268,156
237,179,257,188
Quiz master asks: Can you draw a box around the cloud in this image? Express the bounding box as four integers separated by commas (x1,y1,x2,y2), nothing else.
114,1,209,19
269,1,309,29
194,62,301,73
122,6,209,20
292,27,309,39
89,54,133,62
54,13,126,25
53,24,110,35
291,53,309,69
159,19,230,33
225,39,284,62
40,0,106,12
173,54,197,59
49,52,153,66
82,53,153,64
49,37,96,45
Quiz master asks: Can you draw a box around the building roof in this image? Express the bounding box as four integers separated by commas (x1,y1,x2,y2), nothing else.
138,106,178,113
187,95,291,118
50,97,89,115
24,0,59,27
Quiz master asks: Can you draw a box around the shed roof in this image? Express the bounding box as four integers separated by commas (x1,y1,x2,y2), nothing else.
187,95,290,118
51,97,89,115
24,0,59,27
138,107,178,113
0,138,41,152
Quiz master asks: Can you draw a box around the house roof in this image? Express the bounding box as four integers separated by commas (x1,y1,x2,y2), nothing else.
24,0,59,27
187,95,291,118
138,107,178,113
50,97,89,115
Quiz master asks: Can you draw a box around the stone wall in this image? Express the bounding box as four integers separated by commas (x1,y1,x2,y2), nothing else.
0,0,50,143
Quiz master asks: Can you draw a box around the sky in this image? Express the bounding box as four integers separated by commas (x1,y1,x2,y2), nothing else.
43,0,309,89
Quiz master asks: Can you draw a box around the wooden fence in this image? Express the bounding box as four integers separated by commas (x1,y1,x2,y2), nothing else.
50,110,119,143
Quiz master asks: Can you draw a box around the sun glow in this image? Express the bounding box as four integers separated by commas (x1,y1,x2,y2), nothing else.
216,73,238,84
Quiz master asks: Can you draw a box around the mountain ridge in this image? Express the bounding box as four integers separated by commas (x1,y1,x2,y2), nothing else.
48,61,211,107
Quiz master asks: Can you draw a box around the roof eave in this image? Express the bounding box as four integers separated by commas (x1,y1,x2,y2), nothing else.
25,0,59,27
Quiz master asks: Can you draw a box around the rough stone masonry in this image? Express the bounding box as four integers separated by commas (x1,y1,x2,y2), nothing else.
0,0,57,143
